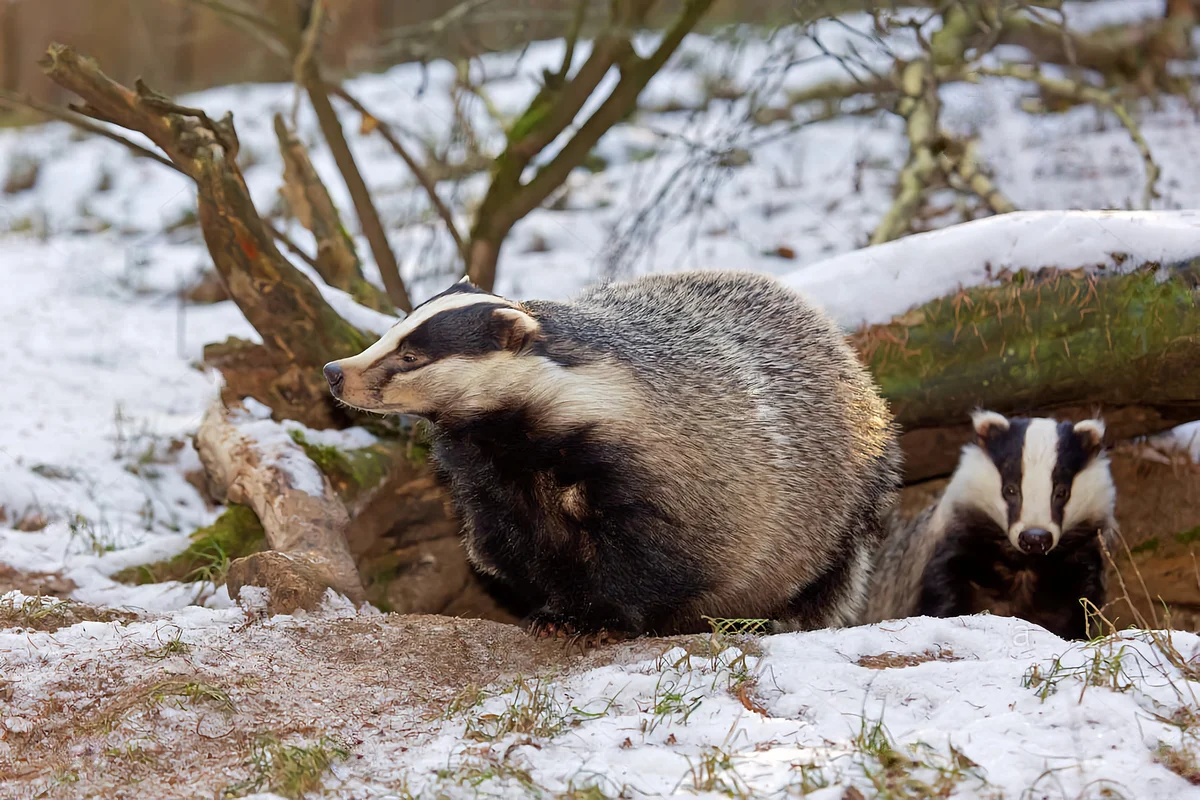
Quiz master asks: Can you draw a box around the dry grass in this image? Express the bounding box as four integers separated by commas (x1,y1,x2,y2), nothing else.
0,594,133,632
857,649,960,670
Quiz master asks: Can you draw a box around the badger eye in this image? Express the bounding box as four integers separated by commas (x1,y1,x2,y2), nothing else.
401,354,418,364
1003,484,1018,498
1053,485,1069,502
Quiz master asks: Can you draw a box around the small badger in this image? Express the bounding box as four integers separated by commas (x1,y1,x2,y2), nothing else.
863,410,1118,640
324,271,902,637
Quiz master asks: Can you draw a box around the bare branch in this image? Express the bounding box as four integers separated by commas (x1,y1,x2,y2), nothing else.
291,0,326,126
0,88,183,174
557,0,590,82
976,63,1161,208
284,7,412,312
330,85,470,266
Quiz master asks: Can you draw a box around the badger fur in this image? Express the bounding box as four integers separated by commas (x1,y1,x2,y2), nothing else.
862,410,1118,640
324,271,902,637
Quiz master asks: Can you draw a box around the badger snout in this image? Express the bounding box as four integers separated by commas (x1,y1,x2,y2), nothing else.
323,362,345,396
1017,528,1054,555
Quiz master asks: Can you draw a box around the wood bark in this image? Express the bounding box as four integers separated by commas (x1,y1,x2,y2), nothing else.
853,256,1200,482
196,398,365,608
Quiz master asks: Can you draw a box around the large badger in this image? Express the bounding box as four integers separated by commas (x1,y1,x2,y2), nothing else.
863,410,1118,640
324,271,902,637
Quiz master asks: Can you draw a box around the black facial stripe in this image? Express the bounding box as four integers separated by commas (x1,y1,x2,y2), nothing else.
1051,421,1094,525
402,303,512,362
981,417,1029,527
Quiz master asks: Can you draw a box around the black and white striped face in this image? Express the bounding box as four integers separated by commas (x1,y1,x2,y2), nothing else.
939,410,1114,554
322,279,542,417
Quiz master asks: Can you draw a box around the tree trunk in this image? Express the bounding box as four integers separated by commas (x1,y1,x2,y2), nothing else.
852,256,1200,482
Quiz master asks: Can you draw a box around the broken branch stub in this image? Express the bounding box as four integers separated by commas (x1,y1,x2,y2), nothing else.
273,113,393,313
195,398,365,609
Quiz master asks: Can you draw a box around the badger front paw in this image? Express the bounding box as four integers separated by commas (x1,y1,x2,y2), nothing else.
525,610,579,640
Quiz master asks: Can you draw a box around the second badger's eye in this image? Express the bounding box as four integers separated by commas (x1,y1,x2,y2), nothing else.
1003,484,1018,498
1053,485,1068,502
401,354,418,364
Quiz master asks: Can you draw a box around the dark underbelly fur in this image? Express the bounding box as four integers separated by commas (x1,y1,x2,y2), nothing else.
918,509,1107,640
428,410,713,636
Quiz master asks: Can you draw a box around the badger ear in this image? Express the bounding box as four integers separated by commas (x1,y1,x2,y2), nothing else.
1073,418,1106,455
970,409,1009,445
490,306,539,352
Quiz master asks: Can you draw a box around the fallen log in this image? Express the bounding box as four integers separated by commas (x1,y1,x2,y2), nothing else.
787,211,1200,482
195,398,365,611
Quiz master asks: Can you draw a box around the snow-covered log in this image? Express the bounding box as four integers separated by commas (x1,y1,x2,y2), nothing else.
194,398,365,610
786,211,1200,482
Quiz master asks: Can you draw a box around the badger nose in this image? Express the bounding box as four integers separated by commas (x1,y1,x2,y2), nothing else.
323,363,344,396
1018,528,1054,555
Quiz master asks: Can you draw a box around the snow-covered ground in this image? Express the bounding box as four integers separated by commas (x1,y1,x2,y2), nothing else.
3,593,1200,798
1,0,1200,795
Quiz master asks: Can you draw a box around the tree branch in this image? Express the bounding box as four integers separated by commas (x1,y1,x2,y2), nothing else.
0,88,183,174
975,63,1161,208
330,84,470,265
274,113,394,313
291,10,413,312
39,43,371,384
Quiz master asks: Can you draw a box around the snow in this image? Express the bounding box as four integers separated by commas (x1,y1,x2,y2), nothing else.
0,1,1198,792
782,209,1200,329
2,595,1199,798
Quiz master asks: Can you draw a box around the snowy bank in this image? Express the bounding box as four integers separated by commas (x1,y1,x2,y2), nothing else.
785,210,1200,330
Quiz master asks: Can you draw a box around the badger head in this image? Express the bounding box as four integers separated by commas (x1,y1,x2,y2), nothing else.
322,278,635,429
321,278,544,419
938,410,1115,555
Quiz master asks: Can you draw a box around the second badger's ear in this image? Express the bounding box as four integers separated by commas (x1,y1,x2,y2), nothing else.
1073,418,1106,456
489,306,540,352
970,409,1010,446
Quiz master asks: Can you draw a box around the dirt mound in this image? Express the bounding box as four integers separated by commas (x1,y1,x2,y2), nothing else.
0,606,675,799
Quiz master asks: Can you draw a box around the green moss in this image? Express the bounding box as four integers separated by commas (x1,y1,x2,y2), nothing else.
288,429,393,505
1175,526,1200,546
113,505,265,585
1131,537,1160,556
854,258,1200,429
505,96,553,144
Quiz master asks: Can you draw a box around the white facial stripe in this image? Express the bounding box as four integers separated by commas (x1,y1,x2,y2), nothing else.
935,444,1007,530
1064,455,1116,530
339,292,510,370
1016,418,1062,542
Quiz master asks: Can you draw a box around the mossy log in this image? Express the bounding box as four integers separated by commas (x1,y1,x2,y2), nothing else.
113,504,265,585
854,257,1200,482
195,398,365,606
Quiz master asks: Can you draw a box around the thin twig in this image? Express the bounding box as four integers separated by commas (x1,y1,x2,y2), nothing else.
292,0,326,127
263,219,321,270
329,85,470,265
976,63,1160,208
0,89,183,174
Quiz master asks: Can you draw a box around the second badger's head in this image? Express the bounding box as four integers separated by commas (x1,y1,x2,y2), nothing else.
938,410,1116,555
322,278,543,419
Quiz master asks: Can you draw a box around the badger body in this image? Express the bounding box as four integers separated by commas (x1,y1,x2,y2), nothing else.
325,271,902,636
863,411,1117,640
